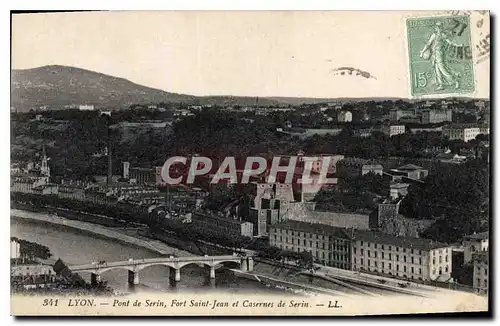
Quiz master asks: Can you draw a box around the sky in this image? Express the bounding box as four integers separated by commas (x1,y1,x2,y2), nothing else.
12,11,489,98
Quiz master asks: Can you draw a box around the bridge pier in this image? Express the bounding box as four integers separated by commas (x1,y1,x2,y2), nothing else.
247,257,254,272
241,258,248,272
169,267,181,282
90,273,101,286
128,270,139,285
210,266,215,279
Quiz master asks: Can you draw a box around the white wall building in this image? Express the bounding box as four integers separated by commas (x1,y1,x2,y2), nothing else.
381,125,406,137
351,230,453,282
337,111,352,123
79,104,95,111
443,125,481,142
11,240,20,259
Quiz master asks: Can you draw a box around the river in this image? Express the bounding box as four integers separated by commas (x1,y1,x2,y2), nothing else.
11,217,280,295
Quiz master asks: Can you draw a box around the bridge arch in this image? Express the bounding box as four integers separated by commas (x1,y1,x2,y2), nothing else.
135,262,177,272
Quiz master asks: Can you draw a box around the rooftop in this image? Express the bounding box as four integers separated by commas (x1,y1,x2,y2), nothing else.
397,164,424,171
353,229,449,251
271,219,351,238
464,231,489,241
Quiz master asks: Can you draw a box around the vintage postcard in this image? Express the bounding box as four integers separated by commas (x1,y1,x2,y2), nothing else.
10,11,490,316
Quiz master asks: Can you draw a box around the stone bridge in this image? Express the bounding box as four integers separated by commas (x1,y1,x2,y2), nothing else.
70,254,254,285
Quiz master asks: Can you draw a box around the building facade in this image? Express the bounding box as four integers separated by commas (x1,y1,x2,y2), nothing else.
381,125,406,137
269,220,352,269
463,231,489,264
443,125,481,143
191,211,254,238
421,109,452,124
351,230,452,282
472,251,489,295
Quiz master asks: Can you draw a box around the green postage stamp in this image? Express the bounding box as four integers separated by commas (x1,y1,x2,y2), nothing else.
406,15,475,97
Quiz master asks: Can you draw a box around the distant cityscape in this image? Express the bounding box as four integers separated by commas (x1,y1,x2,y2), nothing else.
10,68,490,296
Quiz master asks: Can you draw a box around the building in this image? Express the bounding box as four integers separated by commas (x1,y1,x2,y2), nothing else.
463,231,489,264
388,164,429,181
246,182,293,237
408,125,444,134
389,182,409,200
191,211,253,238
281,202,371,230
472,251,489,295
337,158,383,178
390,109,416,122
11,239,20,259
129,166,161,185
381,125,406,137
443,125,481,143
421,109,452,124
370,199,434,237
351,230,452,281
11,264,57,290
269,220,352,269
78,104,95,111
337,111,353,123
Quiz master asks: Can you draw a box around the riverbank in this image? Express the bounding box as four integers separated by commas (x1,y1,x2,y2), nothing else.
11,209,193,257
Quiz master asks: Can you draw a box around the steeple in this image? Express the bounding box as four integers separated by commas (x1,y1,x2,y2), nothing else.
40,145,50,177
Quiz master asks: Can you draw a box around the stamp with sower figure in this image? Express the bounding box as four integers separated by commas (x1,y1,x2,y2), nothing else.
406,15,475,97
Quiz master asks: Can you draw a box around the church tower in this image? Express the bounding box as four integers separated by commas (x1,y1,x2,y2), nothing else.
40,146,50,178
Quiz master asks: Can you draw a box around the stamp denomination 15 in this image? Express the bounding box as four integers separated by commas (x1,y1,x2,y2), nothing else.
406,15,475,97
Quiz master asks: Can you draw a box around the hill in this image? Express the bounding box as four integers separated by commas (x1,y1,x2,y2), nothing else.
10,65,282,111
11,65,200,111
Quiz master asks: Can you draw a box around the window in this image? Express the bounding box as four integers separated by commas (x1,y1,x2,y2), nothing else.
291,231,294,236
382,245,385,250
445,255,448,262
285,237,288,243
368,250,370,258
389,253,392,260
397,265,399,271
361,258,364,265
439,256,442,263
374,261,378,267
361,241,364,246
419,268,422,274
445,266,448,273
310,241,312,247
419,258,422,265
404,266,407,272
274,235,276,241
354,248,357,254
389,246,392,251
396,247,399,252
485,269,488,276
411,249,414,254
368,243,371,248
368,259,371,266
382,262,385,269
403,248,406,253
404,256,407,263
382,252,384,259
411,257,414,264
411,267,414,273
397,255,399,261
389,263,392,269
433,258,436,264
280,236,282,242
303,239,306,246
374,244,377,249
361,249,364,256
